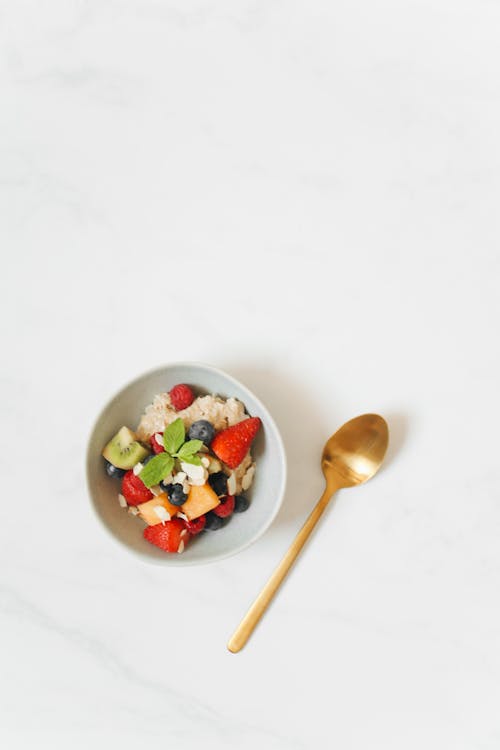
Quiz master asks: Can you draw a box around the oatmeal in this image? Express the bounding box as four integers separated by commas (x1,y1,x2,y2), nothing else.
101,382,262,554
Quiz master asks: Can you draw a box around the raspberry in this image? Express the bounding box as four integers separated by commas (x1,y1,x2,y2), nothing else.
149,432,165,454
213,495,235,518
121,470,154,505
169,384,195,411
183,515,206,535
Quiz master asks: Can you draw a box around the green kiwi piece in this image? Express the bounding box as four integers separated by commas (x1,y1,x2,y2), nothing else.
102,426,150,470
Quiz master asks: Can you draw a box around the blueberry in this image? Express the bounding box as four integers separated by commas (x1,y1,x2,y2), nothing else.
166,483,188,506
234,495,250,513
207,471,228,496
188,420,215,446
204,512,224,530
105,460,126,479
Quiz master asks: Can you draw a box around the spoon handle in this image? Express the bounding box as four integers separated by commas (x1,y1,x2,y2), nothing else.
227,485,336,653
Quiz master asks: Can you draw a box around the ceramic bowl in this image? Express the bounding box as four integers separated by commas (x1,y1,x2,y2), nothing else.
86,362,287,565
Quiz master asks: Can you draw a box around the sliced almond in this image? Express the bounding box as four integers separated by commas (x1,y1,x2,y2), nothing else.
227,472,237,496
201,456,210,468
177,512,188,521
180,529,187,538
128,506,139,516
207,457,222,474
153,506,171,523
155,433,164,446
118,494,128,508
133,462,144,476
150,484,163,496
178,540,185,554
181,461,208,486
190,476,207,487
241,465,255,491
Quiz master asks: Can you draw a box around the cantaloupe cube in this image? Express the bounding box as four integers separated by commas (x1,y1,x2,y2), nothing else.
137,494,179,526
182,483,220,520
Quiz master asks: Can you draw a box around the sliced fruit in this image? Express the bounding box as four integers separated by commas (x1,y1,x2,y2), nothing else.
149,433,165,454
143,519,189,553
211,417,261,469
121,470,154,505
137,493,180,525
102,426,149,470
182,483,220,520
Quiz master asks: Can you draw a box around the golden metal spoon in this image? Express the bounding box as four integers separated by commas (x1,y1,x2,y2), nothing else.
227,413,389,653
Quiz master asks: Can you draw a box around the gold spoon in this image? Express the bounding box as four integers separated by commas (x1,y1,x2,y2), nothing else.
227,413,389,653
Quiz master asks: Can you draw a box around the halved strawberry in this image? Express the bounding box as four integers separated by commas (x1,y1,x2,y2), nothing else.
143,519,189,553
211,417,262,469
121,470,154,505
149,432,165,454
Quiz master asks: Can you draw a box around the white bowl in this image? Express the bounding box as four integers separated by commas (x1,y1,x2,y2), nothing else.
86,362,287,565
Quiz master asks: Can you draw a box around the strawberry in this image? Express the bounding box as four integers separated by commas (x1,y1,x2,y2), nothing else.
149,432,165,454
143,519,189,553
169,384,195,411
183,515,206,535
213,495,235,518
121,470,154,505
211,417,262,469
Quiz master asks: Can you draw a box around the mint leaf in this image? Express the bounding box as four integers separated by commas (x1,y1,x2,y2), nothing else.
139,453,174,488
177,440,203,459
163,418,185,454
179,454,202,466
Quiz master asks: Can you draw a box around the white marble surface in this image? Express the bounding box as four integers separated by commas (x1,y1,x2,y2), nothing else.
2,0,500,747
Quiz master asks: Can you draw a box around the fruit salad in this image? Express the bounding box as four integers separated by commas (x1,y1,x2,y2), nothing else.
102,383,261,553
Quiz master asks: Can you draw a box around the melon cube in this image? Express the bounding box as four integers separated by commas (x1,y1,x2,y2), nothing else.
182,483,220,520
137,493,179,526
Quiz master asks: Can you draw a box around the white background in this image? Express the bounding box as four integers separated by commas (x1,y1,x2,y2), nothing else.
2,1,500,748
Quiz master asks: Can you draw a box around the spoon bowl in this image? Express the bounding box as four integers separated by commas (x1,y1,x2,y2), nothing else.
322,413,389,488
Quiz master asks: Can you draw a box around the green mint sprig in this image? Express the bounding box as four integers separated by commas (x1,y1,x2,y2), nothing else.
139,419,203,488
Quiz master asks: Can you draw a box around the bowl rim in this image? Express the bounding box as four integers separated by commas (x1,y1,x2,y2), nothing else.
86,361,287,566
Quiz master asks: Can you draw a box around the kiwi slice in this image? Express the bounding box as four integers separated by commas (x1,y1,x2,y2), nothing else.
102,426,150,470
